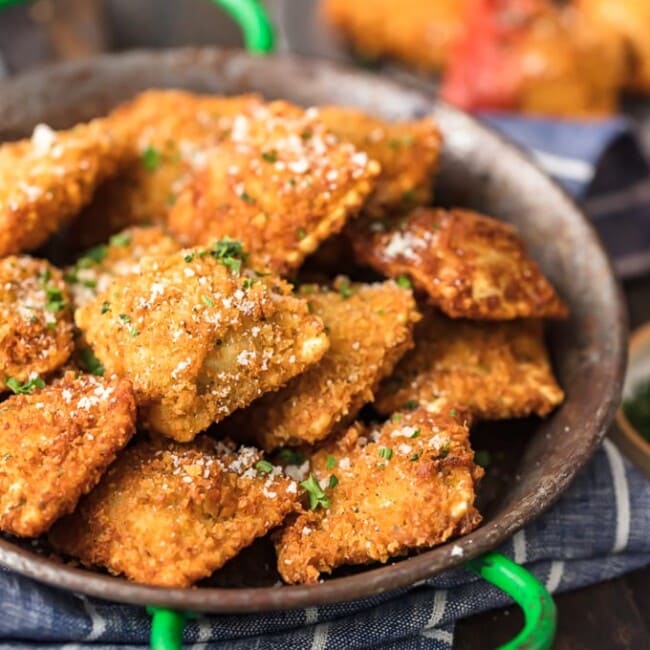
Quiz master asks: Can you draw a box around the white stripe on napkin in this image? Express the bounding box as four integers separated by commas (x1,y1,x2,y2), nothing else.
603,439,631,552
421,627,454,643
583,178,650,219
311,622,330,650
80,597,106,641
546,561,565,593
513,530,527,564
305,607,319,624
532,150,594,182
423,590,447,630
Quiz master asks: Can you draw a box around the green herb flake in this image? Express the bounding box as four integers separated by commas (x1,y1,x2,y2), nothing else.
141,146,161,171
325,454,337,470
261,150,278,163
288,178,296,186
449,409,459,418
6,375,45,395
390,413,403,423
388,138,401,150
78,348,104,376
210,238,248,275
300,474,330,510
396,275,412,290
242,278,256,289
82,279,97,289
338,280,353,299
255,460,274,475
38,268,52,285
78,244,108,267
44,285,66,313
184,253,195,263
109,232,132,248
379,447,393,460
166,194,177,207
402,189,415,204
296,227,307,241
437,442,451,459
276,448,305,465
301,129,312,140
410,428,421,439
328,475,339,489
201,295,214,307
101,301,111,314
118,313,131,324
129,327,140,338
240,191,256,205
404,399,419,411
410,451,422,462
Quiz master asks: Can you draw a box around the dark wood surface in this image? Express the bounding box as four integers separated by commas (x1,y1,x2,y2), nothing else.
0,4,648,648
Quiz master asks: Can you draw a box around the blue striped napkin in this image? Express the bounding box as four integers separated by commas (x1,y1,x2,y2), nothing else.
1,116,650,649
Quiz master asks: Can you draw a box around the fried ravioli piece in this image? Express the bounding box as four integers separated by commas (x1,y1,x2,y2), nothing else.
0,256,74,392
318,106,442,216
65,226,181,308
275,400,482,584
0,372,135,537
221,279,420,451
321,0,469,72
167,101,380,275
0,120,130,257
49,436,300,587
70,91,263,248
375,309,564,420
75,242,329,441
348,207,568,319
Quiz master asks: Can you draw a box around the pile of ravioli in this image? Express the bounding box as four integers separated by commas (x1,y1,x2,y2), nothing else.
0,91,566,587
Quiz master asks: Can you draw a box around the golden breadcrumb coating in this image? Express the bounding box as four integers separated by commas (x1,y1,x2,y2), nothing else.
65,226,180,308
74,243,329,441
321,0,469,72
69,90,263,249
348,207,568,319
167,101,380,275
274,400,482,584
0,119,130,256
0,256,74,391
375,309,565,420
49,436,300,587
0,372,136,537
318,106,442,216
220,279,420,450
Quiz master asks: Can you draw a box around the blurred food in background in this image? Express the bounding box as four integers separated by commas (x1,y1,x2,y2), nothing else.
322,0,650,116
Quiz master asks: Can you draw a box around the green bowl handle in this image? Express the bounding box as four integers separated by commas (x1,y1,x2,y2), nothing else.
210,0,275,53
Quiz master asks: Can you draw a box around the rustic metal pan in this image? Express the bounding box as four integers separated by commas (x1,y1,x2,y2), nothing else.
0,49,627,612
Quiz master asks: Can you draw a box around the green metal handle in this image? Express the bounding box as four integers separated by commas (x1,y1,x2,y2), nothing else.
209,0,274,53
148,552,556,650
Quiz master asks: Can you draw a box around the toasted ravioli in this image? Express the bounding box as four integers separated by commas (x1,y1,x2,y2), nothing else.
0,119,130,257
375,310,564,420
70,91,263,248
0,256,74,391
321,0,469,72
274,400,482,584
0,372,136,537
167,101,380,275
348,207,568,319
74,243,329,441
49,437,300,587
66,226,181,308
318,106,442,216
220,279,420,451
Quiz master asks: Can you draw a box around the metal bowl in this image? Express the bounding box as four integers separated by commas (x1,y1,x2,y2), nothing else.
0,48,627,612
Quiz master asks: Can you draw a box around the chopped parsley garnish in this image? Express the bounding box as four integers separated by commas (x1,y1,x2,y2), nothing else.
63,270,78,284
300,474,330,510
388,138,401,150
410,451,422,462
78,348,104,376
38,268,52,285
44,285,66,313
449,409,459,418
338,280,352,299
288,178,296,186
101,301,111,314
437,442,451,459
276,448,305,465
81,279,97,289
410,428,421,439
255,460,274,475
184,253,195,263
404,399,419,411
296,227,307,241
141,146,161,171
328,475,339,489
166,194,177,207
376,309,385,316
201,295,214,307
6,375,45,395
240,191,256,205
209,238,248,275
109,232,131,248
402,189,415,204
129,327,140,338
391,413,402,423
301,129,312,140
379,447,393,460
325,454,337,470
118,313,131,324
78,244,107,267
396,275,412,289
475,450,491,468
261,150,278,163
242,278,256,289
